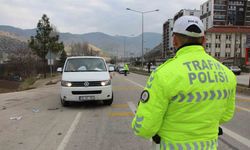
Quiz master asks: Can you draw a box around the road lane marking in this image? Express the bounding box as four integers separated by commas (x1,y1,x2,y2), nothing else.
221,126,250,148
236,106,250,113
126,77,250,148
128,102,155,144
128,101,137,114
109,112,134,117
236,95,250,100
236,98,250,102
111,103,129,108
57,112,82,150
123,78,145,89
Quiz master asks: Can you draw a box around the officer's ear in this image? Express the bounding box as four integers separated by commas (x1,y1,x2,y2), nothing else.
202,36,206,48
173,34,178,49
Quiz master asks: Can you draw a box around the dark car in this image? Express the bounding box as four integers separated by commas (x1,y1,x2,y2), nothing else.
228,66,241,75
118,66,125,74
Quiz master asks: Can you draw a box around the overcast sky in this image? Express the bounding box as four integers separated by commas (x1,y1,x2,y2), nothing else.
0,0,204,36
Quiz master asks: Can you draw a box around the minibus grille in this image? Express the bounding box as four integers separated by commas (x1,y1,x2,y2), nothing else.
71,81,101,87
72,90,102,95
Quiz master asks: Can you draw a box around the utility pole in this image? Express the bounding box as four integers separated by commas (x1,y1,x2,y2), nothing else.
234,32,237,65
43,42,46,78
124,37,126,62
248,75,250,88
126,8,159,68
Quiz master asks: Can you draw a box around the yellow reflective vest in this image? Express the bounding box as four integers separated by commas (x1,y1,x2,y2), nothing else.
132,45,237,150
124,64,129,71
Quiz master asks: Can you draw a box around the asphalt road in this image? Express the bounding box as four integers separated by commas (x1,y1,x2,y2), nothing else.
0,72,249,150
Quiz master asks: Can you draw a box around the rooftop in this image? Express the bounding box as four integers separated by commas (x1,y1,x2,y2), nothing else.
206,26,250,33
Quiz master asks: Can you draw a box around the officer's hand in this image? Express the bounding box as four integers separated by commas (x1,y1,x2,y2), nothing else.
152,134,161,144
218,126,223,136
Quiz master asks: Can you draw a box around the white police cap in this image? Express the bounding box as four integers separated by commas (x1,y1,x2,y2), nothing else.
173,16,205,37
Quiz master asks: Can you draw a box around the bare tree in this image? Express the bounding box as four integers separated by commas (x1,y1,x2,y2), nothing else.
70,42,89,56
7,48,41,79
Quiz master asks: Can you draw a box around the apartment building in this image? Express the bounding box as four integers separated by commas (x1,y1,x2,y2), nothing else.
162,9,201,57
205,26,250,65
163,19,174,58
201,0,250,30
173,9,201,22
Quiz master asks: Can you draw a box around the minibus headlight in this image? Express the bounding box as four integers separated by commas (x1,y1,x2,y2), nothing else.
101,80,111,86
61,81,72,87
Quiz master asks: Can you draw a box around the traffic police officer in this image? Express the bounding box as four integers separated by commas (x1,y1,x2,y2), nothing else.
131,16,237,150
124,63,129,76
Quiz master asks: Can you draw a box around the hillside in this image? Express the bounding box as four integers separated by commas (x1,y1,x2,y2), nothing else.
0,25,162,57
0,34,27,52
145,43,163,60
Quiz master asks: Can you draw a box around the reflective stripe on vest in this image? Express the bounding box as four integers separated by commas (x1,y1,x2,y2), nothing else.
160,139,218,150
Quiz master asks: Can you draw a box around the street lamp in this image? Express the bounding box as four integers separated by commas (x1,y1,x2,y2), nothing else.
126,8,159,67
123,36,126,61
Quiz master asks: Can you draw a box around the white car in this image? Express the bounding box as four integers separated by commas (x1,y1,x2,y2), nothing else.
59,56,113,106
108,64,115,72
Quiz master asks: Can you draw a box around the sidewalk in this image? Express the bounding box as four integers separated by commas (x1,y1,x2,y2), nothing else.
30,75,61,89
236,73,250,87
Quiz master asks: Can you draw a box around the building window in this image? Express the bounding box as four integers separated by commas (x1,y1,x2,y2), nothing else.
190,12,194,16
235,44,241,48
206,43,211,48
216,34,221,40
236,53,240,57
215,43,221,48
226,44,231,48
225,52,231,58
215,52,220,58
226,35,231,40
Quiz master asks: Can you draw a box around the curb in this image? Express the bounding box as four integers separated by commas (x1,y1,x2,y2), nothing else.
236,85,250,96
46,79,61,85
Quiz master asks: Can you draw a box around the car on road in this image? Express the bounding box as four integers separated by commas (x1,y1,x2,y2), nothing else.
108,64,115,72
58,56,113,106
228,66,241,75
118,66,125,74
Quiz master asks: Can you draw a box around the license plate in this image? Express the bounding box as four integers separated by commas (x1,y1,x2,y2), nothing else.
79,96,95,101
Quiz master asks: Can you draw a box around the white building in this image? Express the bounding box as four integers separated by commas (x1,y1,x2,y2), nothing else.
0,51,9,64
205,26,250,64
200,0,214,30
173,9,201,22
163,9,201,58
